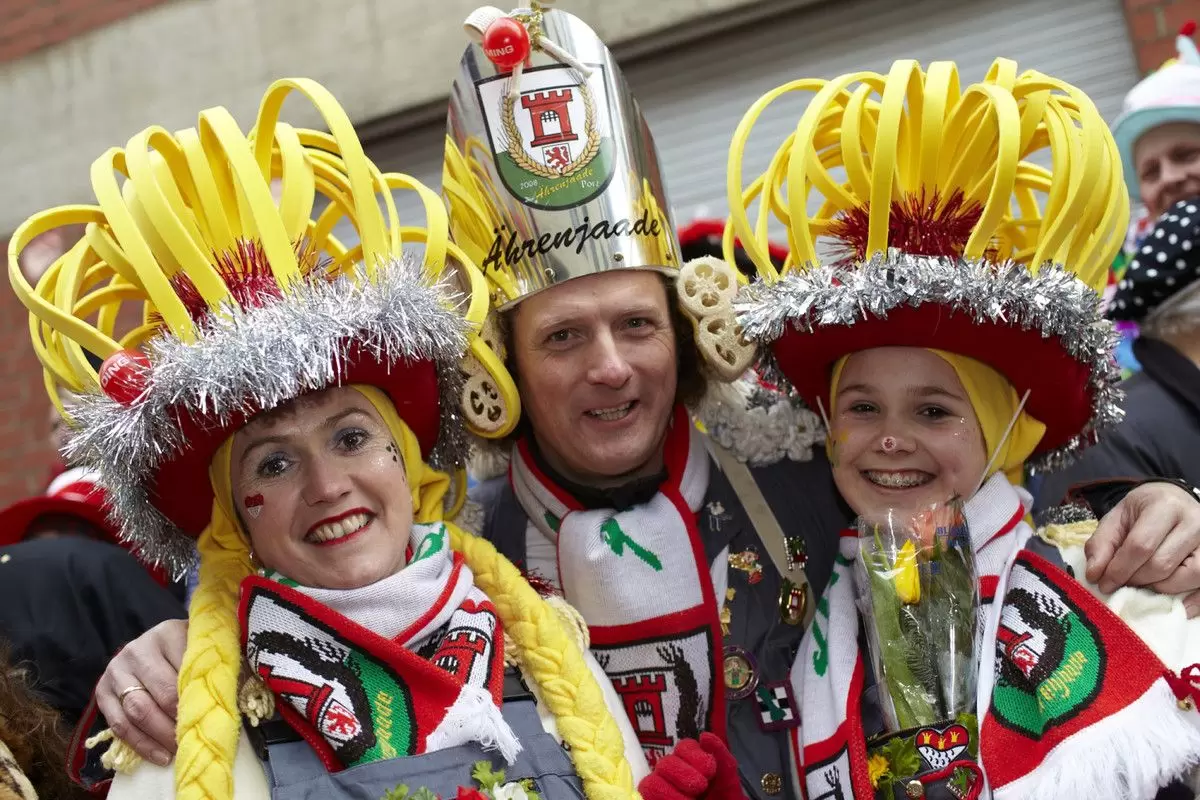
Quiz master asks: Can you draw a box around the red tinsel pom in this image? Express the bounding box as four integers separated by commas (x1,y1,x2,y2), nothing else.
168,240,323,327
826,190,986,268
522,567,561,598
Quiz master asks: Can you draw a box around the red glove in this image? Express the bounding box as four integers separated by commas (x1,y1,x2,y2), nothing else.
637,734,749,800
637,738,717,800
697,732,746,799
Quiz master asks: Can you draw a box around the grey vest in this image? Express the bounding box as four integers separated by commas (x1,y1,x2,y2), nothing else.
249,670,585,799
475,450,850,800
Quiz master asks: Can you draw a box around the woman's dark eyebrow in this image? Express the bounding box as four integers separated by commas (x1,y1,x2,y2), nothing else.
321,407,371,429
239,407,371,465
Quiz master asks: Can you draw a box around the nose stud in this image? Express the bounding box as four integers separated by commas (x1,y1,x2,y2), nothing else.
881,436,897,453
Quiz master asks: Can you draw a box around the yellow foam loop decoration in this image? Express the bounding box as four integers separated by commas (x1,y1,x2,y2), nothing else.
441,136,522,303
176,127,239,254
266,122,316,243
726,75,864,272
125,128,232,308
288,131,404,260
867,61,922,258
254,79,388,276
8,207,124,378
197,106,302,290
49,239,105,386
726,59,1127,296
90,149,196,339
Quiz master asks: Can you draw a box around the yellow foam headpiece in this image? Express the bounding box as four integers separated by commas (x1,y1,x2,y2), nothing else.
727,59,1127,290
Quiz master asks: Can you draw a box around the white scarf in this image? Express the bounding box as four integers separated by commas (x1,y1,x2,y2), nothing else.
790,475,1200,800
509,407,726,764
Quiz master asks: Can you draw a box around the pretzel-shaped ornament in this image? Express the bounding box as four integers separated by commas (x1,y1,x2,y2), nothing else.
460,314,519,437
676,256,756,381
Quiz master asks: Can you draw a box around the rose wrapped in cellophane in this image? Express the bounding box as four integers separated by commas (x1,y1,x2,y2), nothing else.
854,499,980,732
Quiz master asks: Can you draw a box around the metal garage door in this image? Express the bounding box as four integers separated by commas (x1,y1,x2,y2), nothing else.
358,0,1139,238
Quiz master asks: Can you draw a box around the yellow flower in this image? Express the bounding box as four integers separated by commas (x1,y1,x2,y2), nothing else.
868,753,890,788
893,540,921,604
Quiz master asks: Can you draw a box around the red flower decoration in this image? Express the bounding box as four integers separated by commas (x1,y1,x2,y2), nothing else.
456,788,489,800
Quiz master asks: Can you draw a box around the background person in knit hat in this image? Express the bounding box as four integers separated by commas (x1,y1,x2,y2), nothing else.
1034,21,1200,546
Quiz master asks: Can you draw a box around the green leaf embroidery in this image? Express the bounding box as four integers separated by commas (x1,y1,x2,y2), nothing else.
409,790,440,800
880,735,922,779
600,519,663,570
380,785,411,800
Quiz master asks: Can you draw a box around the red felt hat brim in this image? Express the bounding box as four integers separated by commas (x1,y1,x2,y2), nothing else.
148,342,442,539
771,304,1094,456
0,496,118,548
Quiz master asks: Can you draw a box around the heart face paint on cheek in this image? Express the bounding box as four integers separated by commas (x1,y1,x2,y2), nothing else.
245,494,265,519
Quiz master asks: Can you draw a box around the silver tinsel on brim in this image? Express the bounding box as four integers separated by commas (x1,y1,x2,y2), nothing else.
734,252,1125,474
64,253,471,576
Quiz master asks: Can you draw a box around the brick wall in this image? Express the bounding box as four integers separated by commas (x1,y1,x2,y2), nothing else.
0,231,72,506
1124,0,1200,73
0,0,173,63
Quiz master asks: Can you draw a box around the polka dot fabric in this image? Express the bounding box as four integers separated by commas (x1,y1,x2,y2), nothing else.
1111,197,1200,323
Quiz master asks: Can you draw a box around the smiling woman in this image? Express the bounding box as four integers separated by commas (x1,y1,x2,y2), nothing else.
229,389,414,590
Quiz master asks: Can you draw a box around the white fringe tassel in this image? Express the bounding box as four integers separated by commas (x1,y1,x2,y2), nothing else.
425,684,523,765
993,678,1200,800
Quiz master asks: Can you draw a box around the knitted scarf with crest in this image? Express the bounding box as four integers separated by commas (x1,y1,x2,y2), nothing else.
238,522,519,771
789,475,1200,800
509,406,726,765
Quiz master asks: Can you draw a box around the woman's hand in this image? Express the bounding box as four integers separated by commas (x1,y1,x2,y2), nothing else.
94,618,188,765
637,733,746,800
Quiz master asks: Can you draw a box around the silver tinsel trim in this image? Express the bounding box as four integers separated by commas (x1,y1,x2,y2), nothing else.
693,378,825,467
734,253,1125,473
64,254,471,575
1034,502,1097,528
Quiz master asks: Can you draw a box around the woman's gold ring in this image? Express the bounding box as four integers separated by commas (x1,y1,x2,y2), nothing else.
118,684,148,704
